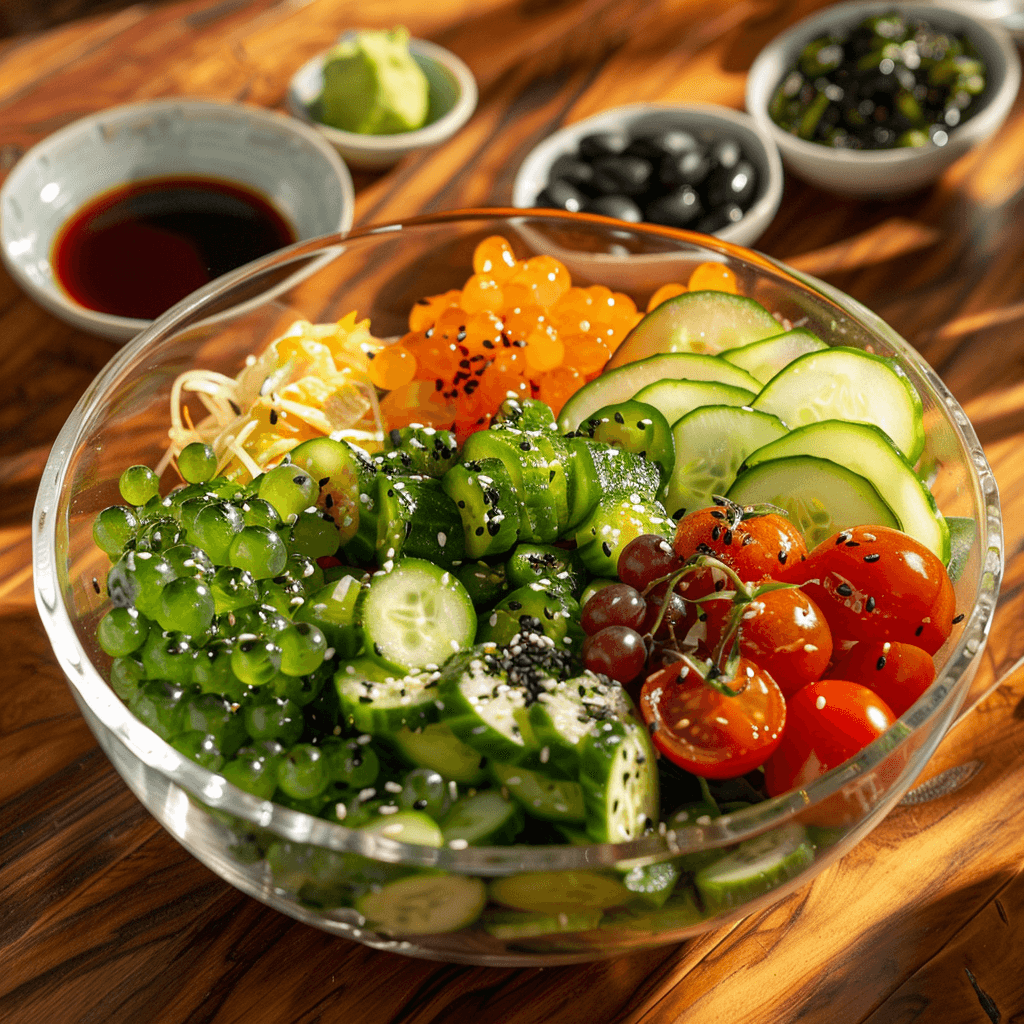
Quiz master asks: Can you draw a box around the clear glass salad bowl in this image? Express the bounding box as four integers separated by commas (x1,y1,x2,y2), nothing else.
33,209,1002,965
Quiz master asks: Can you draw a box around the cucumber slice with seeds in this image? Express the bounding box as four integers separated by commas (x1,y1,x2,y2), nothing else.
722,327,827,385
607,290,783,367
751,346,925,462
390,722,487,785
726,455,899,548
633,378,757,429
742,420,949,560
489,870,631,913
441,789,525,846
481,908,603,939
694,823,815,913
491,762,586,823
357,873,487,934
662,405,788,518
335,659,441,733
361,558,476,672
559,352,762,432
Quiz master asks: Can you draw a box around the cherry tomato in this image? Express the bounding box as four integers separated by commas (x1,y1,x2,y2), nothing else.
673,498,808,582
783,525,956,655
639,655,786,779
829,641,936,717
703,586,833,698
762,679,896,796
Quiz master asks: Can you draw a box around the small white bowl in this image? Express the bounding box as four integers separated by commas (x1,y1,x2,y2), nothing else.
745,1,1021,199
0,98,355,343
511,103,784,249
286,35,478,171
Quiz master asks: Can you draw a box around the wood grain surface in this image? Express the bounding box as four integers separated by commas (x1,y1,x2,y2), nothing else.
2,1,1024,1022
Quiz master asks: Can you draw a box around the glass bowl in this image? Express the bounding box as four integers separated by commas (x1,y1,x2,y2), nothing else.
33,209,1002,966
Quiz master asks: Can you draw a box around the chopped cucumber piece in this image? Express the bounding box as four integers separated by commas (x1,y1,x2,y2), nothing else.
751,346,925,463
358,810,444,847
722,327,827,384
390,722,487,785
662,404,788,518
694,823,815,913
441,789,525,846
356,873,487,934
726,455,899,548
573,492,674,577
620,859,681,910
579,717,659,843
481,907,603,939
601,891,703,931
578,399,675,482
335,659,441,733
361,557,476,672
633,378,757,428
559,352,762,431
442,457,520,559
607,290,783,367
489,870,631,913
742,420,949,560
491,762,586,823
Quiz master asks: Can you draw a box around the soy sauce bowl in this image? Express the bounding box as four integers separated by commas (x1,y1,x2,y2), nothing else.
744,1,1021,199
0,98,354,343
511,103,784,248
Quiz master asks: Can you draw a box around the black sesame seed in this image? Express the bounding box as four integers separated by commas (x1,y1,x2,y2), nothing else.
864,552,881,563
269,409,278,425
876,656,887,671
508,600,522,611
602,541,612,557
915,624,924,636
778,550,788,564
836,583,853,597
866,596,876,612
952,613,965,624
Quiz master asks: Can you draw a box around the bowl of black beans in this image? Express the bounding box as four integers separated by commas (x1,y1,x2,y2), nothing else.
745,1,1020,198
512,103,784,247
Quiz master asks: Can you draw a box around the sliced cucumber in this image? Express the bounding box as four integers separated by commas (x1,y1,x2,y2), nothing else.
633,378,757,432
662,405,789,518
742,420,949,560
437,646,534,762
558,352,762,432
356,872,487,934
577,400,675,482
489,870,630,913
607,290,783,368
726,455,899,549
722,327,827,385
694,823,815,913
619,860,681,910
357,810,444,847
390,721,487,785
375,475,465,570
491,762,586,823
481,907,603,939
361,558,476,672
441,457,520,559
579,717,659,843
441,789,525,846
335,659,441,733
601,891,703,932
573,492,674,577
751,346,925,463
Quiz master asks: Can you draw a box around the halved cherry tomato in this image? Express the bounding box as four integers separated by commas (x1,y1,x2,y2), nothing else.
673,498,808,582
783,525,956,654
703,586,833,698
829,641,936,717
639,655,786,779
762,679,896,796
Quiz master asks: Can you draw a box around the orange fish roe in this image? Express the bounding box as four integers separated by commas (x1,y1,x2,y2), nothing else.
393,235,645,441
687,261,739,294
647,282,687,311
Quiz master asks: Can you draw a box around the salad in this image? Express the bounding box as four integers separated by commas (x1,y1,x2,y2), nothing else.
91,235,962,940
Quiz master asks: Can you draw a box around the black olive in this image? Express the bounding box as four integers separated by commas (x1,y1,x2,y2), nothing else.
694,203,744,235
548,154,596,191
536,179,587,213
708,137,742,171
577,131,629,161
585,194,643,222
660,148,712,188
624,128,701,161
703,158,758,209
589,154,654,196
644,186,703,228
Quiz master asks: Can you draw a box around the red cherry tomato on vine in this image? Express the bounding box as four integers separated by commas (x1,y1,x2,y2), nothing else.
673,499,808,583
829,641,936,717
639,655,786,779
702,586,833,698
783,525,956,655
762,678,897,797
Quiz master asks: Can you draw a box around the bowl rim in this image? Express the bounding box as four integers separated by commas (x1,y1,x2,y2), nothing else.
744,0,1022,166
285,35,479,154
0,96,356,342
32,207,1003,873
509,101,784,247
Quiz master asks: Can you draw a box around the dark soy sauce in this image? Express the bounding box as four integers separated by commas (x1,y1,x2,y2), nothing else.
53,176,297,320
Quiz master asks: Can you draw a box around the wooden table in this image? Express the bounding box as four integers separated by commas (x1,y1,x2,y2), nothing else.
2,1,1023,1021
